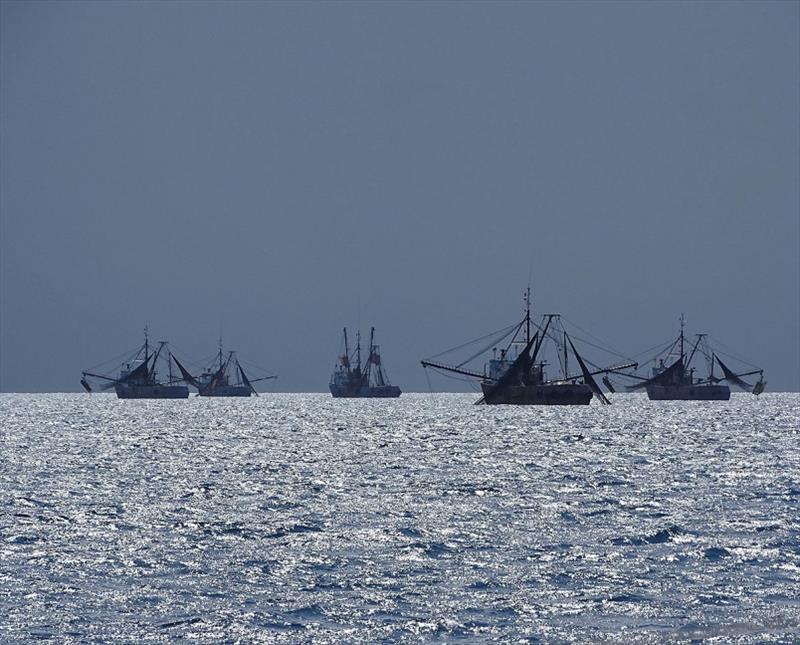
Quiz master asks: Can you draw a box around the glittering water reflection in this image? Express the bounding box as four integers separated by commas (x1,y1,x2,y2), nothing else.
1,393,798,642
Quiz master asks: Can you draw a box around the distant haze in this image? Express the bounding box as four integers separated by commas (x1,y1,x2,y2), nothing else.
1,1,798,392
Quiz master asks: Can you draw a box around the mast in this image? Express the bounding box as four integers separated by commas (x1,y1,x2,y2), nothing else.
367,327,375,384
679,314,685,362
563,330,568,378
525,287,531,345
686,334,705,371
533,315,555,361
356,329,361,372
151,341,167,382
144,325,149,361
218,336,224,371
343,328,350,368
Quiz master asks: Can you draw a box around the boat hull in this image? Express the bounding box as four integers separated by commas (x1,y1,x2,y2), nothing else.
198,385,252,397
646,384,730,400
480,382,593,405
329,384,401,398
115,384,190,399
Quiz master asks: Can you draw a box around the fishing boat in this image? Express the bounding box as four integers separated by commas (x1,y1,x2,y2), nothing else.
624,315,765,400
330,327,401,398
171,339,276,397
421,289,637,405
81,328,189,399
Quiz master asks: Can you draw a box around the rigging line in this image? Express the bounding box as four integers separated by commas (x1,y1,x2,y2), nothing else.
697,346,714,363
424,322,521,361
237,356,277,375
629,338,679,362
559,315,630,359
578,356,604,372
634,355,661,370
707,336,762,370
197,352,221,369
166,344,213,371
458,323,522,367
663,337,681,358
629,339,680,376
559,342,627,374
531,317,569,345
619,339,679,376
542,327,566,354
559,331,635,361
192,355,217,370
84,345,142,372
501,324,526,355
713,348,762,372
641,337,680,363
540,326,596,375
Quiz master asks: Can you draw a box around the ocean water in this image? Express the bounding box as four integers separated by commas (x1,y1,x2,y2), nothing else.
1,392,798,643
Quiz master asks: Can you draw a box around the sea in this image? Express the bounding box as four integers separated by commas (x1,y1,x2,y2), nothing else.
1,393,798,643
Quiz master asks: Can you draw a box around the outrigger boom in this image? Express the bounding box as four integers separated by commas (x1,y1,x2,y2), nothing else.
419,360,487,380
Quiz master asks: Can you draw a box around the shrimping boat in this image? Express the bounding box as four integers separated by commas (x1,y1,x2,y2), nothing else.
421,289,637,405
171,339,276,397
80,328,189,399
330,327,401,398
623,315,766,400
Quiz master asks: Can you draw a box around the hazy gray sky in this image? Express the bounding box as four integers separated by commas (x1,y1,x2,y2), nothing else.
1,0,798,392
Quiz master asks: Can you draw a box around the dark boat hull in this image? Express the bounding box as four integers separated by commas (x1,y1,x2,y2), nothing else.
115,384,190,399
198,385,252,397
329,384,401,398
480,382,593,405
646,384,730,400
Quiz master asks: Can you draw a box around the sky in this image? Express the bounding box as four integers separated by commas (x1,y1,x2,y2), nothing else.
1,0,798,392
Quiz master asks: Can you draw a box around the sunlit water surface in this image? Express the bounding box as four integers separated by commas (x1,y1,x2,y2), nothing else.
1,393,798,642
